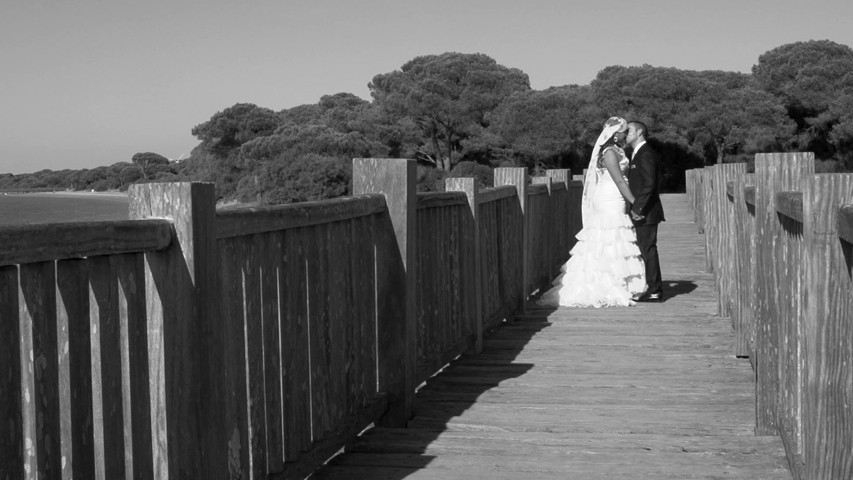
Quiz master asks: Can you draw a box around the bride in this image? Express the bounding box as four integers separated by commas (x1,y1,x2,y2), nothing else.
538,117,646,308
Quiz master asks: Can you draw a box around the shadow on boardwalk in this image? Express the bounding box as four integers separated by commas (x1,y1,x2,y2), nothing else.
309,194,791,480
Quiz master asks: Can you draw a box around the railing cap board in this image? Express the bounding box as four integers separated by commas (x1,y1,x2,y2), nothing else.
0,218,172,266
416,191,467,210
775,191,804,224
745,186,756,207
477,185,517,204
215,194,387,239
527,183,549,195
838,205,853,244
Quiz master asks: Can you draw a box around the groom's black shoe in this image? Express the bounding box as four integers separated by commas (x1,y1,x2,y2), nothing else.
638,292,663,303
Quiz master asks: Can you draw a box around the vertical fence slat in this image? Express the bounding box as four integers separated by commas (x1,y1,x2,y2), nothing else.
21,261,63,478
218,237,250,479
116,253,154,480
307,224,331,443
262,232,285,474
244,234,268,478
803,173,853,479
89,255,128,479
0,265,24,480
57,259,97,479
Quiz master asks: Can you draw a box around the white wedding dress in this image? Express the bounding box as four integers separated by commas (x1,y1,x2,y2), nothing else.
539,147,646,307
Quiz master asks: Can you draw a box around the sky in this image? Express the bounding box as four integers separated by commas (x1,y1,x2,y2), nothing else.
2,0,853,175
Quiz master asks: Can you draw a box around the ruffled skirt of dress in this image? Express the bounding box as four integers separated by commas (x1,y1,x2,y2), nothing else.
538,204,647,308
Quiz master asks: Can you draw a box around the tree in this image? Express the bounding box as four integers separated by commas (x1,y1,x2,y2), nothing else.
191,103,282,153
239,123,387,163
370,52,531,170
131,152,170,180
237,154,351,204
752,40,853,162
684,82,794,164
486,85,599,170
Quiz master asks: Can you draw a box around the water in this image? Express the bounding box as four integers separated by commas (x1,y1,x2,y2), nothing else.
0,192,129,225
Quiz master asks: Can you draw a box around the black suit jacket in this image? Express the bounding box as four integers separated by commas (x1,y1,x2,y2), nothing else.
627,143,665,225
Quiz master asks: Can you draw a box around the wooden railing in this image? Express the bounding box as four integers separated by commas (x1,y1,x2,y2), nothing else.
2,159,582,479
686,153,853,480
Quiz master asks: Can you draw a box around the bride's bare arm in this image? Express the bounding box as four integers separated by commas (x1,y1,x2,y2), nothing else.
602,149,636,204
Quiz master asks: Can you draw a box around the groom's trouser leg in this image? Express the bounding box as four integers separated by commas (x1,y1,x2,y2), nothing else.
636,224,662,294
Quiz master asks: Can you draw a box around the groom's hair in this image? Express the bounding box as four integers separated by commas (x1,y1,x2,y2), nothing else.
629,121,648,139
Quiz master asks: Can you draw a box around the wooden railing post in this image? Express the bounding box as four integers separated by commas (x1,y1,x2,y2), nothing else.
713,163,747,317
446,178,482,354
753,153,813,436
802,173,853,479
547,169,574,267
732,173,756,357
352,159,416,426
494,168,529,309
128,182,220,478
531,176,553,290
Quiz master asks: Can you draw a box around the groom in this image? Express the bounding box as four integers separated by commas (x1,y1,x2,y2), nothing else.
626,121,665,302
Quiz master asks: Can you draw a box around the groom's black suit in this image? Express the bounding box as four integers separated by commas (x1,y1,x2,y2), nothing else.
627,142,665,297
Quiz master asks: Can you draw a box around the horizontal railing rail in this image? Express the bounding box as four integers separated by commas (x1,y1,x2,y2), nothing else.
0,219,172,266
216,194,387,238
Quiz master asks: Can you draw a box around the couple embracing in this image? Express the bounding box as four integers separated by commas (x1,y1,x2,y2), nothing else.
540,117,664,308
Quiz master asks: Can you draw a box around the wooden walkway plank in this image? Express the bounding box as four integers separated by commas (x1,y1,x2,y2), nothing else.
310,194,791,480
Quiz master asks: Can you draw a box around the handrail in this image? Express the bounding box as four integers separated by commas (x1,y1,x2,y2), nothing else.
527,183,548,195
775,191,803,223
0,218,172,266
478,185,516,204
837,204,853,244
416,191,467,210
745,186,756,206
216,194,387,238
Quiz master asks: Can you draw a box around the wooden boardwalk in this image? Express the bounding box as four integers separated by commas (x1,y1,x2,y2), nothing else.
310,194,792,480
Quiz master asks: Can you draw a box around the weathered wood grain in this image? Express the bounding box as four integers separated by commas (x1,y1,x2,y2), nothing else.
753,153,813,436
713,163,746,318
802,173,853,479
732,173,756,357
